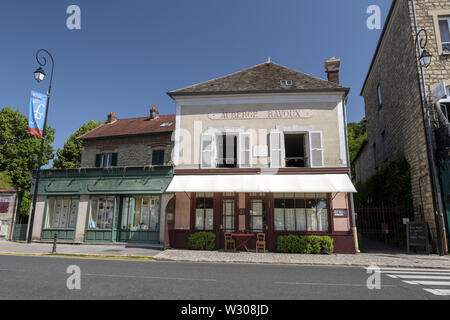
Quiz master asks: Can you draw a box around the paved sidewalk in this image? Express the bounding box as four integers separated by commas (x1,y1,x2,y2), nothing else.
153,249,450,269
0,240,160,260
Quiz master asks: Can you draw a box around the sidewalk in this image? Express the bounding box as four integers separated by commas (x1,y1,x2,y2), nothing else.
153,249,450,269
0,240,159,260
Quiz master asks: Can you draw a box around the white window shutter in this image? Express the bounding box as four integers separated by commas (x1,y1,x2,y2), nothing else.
238,132,252,168
270,131,284,168
309,131,324,167
200,133,214,168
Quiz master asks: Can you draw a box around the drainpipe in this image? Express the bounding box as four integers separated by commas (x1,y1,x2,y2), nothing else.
411,0,447,255
342,95,360,253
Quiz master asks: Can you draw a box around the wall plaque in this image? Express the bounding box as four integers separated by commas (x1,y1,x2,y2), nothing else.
208,109,313,120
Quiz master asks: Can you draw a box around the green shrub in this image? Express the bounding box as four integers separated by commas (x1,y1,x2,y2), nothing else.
188,232,216,250
319,236,334,254
276,235,334,254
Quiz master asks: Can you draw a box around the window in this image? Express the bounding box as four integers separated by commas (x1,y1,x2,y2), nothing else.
222,198,235,232
152,149,165,165
133,196,159,231
88,196,116,229
195,193,214,231
377,84,382,108
95,153,117,168
438,17,450,53
280,80,293,86
284,133,307,167
249,199,265,232
381,131,388,161
274,193,328,231
441,102,450,120
0,199,9,213
45,196,78,229
217,134,237,168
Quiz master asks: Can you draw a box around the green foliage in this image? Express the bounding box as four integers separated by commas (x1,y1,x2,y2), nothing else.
276,235,334,254
354,156,412,207
0,107,55,213
0,171,13,188
188,232,216,250
347,118,367,162
19,196,31,215
53,120,103,168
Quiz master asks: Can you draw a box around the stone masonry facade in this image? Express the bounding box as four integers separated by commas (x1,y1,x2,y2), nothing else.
358,0,450,248
80,133,174,168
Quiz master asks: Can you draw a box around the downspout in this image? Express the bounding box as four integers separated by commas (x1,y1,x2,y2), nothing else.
342,95,360,253
411,0,447,255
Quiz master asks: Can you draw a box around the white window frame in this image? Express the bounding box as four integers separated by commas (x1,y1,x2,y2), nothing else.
308,131,324,168
238,132,252,168
438,17,450,53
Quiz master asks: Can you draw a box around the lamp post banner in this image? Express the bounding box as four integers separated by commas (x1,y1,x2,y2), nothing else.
28,90,47,137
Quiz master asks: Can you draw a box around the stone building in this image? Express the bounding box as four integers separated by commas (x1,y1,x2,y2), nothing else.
354,0,450,252
27,108,175,246
165,59,358,253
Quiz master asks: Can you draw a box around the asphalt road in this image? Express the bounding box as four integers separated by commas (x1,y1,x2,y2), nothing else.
0,254,448,300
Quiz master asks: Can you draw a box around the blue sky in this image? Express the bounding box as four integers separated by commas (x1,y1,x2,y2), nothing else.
0,0,391,152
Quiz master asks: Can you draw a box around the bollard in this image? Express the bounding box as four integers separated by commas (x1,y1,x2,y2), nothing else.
52,233,57,253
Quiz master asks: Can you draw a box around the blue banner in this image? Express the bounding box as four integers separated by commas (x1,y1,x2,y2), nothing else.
28,90,47,137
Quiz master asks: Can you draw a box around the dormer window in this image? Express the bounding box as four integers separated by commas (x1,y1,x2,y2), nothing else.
280,80,293,86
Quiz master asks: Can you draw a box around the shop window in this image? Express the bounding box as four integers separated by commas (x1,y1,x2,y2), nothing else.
152,149,165,166
249,199,265,232
217,134,237,168
274,193,328,232
438,17,450,53
95,153,118,168
195,193,214,231
133,196,159,231
284,133,307,167
222,199,235,232
45,196,78,229
88,196,116,229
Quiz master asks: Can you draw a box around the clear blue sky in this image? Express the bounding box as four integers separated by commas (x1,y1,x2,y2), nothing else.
0,0,391,152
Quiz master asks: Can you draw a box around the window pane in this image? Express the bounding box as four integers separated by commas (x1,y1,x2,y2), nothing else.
89,199,98,229
90,196,115,230
223,200,234,232
195,209,204,230
295,208,307,231
149,196,159,231
439,19,450,43
306,198,317,231
205,209,214,230
274,208,284,231
317,198,328,231
285,208,295,231
45,197,55,228
68,198,77,229
121,197,131,229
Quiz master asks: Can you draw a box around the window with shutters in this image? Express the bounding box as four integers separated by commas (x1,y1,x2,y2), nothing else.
284,134,307,167
309,132,324,167
217,134,237,168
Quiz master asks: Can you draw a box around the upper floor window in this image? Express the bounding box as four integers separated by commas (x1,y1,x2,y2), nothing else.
377,84,382,109
95,153,117,168
284,133,307,167
152,149,165,166
217,134,237,168
438,17,450,53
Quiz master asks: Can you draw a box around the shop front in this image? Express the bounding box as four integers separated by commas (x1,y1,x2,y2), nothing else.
167,172,357,253
29,166,173,244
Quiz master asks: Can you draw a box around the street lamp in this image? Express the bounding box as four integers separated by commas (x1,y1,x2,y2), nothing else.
419,49,432,68
27,49,54,243
416,29,433,68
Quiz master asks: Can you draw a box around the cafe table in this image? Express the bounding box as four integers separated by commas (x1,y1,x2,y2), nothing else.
231,233,255,252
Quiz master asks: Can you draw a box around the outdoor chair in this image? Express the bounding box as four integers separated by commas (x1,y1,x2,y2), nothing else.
255,233,266,253
224,232,235,250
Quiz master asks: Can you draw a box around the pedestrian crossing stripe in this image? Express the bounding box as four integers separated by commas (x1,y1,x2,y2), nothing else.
365,267,450,296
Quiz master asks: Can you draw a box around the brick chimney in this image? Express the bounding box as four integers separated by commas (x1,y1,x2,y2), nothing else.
324,57,341,84
107,111,117,124
149,105,159,120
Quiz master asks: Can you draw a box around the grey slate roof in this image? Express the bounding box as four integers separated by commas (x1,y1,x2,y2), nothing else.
168,61,349,97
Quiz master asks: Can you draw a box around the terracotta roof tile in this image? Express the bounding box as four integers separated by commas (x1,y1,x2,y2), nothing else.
77,114,175,140
168,62,348,97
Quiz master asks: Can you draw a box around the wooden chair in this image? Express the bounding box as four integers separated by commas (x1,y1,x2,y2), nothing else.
224,232,235,250
256,233,266,253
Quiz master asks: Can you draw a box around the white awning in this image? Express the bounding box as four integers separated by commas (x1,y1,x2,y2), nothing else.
166,174,356,193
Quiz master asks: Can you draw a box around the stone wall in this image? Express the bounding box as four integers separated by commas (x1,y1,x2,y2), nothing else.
80,133,174,168
361,0,436,240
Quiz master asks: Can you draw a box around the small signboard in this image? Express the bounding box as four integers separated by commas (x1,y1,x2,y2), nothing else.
406,222,430,254
432,81,447,103
333,209,348,217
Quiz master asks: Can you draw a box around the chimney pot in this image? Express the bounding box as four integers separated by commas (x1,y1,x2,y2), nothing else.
149,105,159,120
324,57,341,84
107,111,117,124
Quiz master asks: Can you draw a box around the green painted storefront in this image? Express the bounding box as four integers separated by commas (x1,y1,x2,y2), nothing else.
31,166,173,244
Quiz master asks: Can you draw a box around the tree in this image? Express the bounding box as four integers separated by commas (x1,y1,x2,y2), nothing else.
347,117,367,162
53,120,104,169
0,106,55,214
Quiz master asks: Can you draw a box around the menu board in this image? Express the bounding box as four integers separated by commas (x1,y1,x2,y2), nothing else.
407,222,430,253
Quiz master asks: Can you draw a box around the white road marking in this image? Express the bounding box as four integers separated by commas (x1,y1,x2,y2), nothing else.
403,280,450,286
392,275,450,280
365,267,450,272
423,289,450,296
274,281,394,287
83,273,217,282
379,270,450,275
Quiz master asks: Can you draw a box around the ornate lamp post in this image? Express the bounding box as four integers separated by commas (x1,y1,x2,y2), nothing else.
414,27,446,255
27,49,54,243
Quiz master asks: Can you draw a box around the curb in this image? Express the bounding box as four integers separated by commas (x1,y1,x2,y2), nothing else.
0,251,153,261
152,256,450,269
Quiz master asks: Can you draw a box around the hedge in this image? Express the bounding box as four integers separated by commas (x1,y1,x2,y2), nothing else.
188,232,216,250
276,235,334,254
